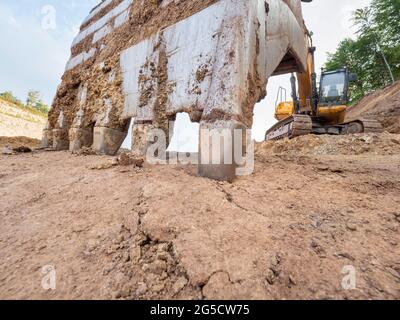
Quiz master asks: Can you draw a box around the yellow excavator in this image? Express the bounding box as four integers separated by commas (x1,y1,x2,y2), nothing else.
265,37,383,141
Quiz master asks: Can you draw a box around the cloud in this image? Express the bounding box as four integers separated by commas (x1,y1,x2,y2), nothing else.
0,1,99,104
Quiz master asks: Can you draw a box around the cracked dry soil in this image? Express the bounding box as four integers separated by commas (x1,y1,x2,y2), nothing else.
0,136,399,299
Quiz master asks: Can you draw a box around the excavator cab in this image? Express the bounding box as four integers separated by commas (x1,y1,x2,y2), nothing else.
319,68,350,106
274,68,356,120
274,67,356,122
316,68,356,125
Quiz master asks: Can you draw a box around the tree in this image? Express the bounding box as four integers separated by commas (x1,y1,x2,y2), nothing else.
26,90,41,108
26,90,50,114
35,101,50,114
1,90,49,114
0,91,16,102
372,0,400,46
353,6,394,83
372,0,400,80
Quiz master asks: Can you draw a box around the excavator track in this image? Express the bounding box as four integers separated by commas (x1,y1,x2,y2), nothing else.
265,116,383,141
265,114,313,141
342,118,383,134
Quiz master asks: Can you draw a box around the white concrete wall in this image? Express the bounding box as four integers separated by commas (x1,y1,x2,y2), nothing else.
119,0,309,124
65,0,133,71
120,0,270,122
82,0,113,25
73,0,133,47
65,48,97,71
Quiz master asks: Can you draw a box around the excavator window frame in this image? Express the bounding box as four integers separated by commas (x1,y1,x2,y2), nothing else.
318,68,350,106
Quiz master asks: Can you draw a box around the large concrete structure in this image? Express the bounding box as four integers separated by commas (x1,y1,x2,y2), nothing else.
43,0,312,180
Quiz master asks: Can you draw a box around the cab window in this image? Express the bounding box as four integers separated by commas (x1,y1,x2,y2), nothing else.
320,71,346,103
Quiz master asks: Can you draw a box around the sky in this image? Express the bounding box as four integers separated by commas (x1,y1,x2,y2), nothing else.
0,0,99,105
0,0,371,150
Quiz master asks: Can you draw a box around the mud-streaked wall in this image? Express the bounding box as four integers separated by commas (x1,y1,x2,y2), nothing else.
48,0,220,132
45,0,310,168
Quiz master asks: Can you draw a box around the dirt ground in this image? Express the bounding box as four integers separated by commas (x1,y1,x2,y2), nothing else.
0,133,399,300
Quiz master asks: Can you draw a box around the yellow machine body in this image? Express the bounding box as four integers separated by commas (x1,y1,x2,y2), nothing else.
275,101,294,121
275,102,347,124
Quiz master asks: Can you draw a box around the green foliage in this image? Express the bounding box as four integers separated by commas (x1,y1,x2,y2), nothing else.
0,90,49,116
26,90,40,108
35,103,49,115
26,90,49,114
324,0,400,104
372,0,400,46
0,91,24,108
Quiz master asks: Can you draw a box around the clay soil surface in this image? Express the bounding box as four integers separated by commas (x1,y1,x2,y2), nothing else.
0,133,399,300
346,80,400,134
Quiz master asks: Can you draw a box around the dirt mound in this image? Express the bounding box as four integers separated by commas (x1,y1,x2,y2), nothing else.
0,98,47,140
0,136,41,150
256,133,400,157
346,81,400,133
